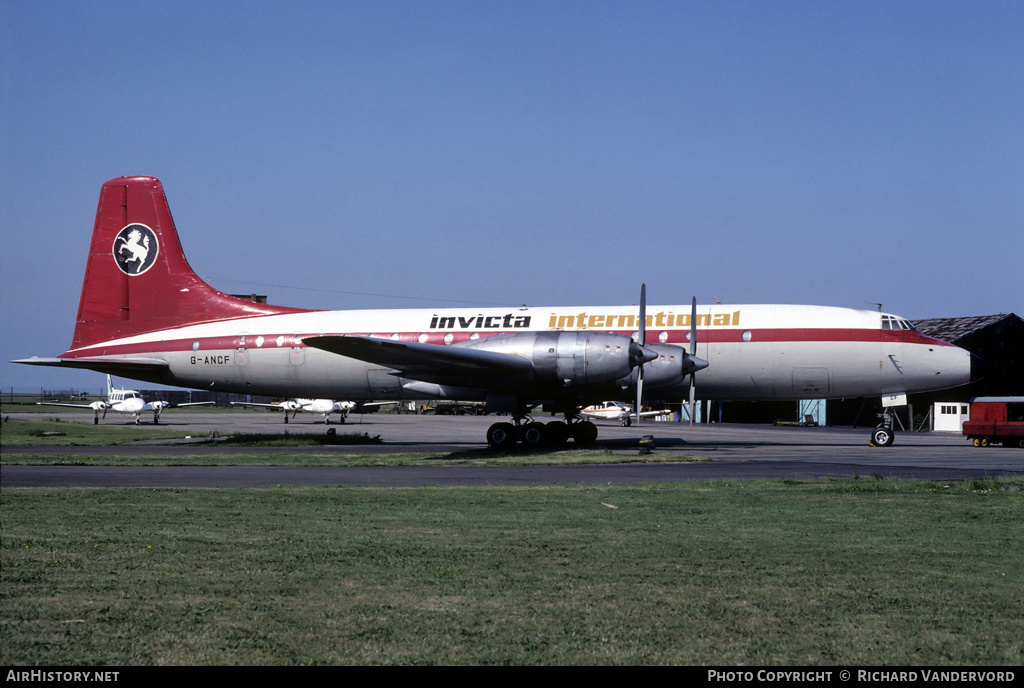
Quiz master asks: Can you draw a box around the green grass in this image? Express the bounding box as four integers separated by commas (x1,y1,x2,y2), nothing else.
1,418,198,446
2,479,1022,665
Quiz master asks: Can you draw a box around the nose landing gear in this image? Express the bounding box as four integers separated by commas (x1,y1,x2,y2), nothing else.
870,409,895,447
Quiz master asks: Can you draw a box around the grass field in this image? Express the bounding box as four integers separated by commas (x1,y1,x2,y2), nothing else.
2,479,1022,665
0,418,193,447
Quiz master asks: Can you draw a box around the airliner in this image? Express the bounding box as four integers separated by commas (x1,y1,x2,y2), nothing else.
14,176,975,448
36,374,213,424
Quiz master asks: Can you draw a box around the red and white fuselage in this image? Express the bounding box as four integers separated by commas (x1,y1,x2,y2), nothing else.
53,302,969,403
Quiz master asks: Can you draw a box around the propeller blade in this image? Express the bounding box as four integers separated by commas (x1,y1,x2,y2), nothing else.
637,284,646,427
636,374,644,428
689,376,696,428
690,296,697,356
638,283,647,347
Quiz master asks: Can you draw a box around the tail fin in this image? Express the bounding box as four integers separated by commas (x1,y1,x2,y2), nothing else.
71,176,311,349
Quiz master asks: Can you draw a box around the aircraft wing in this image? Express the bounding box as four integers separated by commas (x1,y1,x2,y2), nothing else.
36,401,103,410
175,401,216,408
230,401,287,410
636,409,672,418
303,335,534,382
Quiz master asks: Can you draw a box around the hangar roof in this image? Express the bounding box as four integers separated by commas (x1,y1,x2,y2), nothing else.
912,313,1020,343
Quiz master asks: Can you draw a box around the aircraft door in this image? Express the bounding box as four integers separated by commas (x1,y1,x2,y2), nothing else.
290,335,304,366
792,367,830,396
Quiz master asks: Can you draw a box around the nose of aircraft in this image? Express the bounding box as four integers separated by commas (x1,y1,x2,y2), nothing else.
970,352,986,385
939,343,976,390
123,397,145,413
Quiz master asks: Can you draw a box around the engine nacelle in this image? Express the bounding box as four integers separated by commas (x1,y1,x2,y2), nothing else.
615,343,704,393
457,331,655,388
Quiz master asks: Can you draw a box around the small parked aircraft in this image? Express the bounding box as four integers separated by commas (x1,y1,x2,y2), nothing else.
230,398,391,423
581,401,672,426
37,375,214,424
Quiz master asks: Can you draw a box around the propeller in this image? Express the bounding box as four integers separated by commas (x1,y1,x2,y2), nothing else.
632,287,707,431
634,290,708,430
636,284,647,428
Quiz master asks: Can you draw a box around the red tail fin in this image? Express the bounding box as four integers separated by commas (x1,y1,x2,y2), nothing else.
71,176,311,349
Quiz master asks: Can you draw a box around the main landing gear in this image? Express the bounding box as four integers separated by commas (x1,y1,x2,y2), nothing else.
486,415,599,450
869,408,895,447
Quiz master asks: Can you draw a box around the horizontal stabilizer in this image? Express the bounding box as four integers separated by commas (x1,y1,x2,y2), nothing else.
12,356,169,375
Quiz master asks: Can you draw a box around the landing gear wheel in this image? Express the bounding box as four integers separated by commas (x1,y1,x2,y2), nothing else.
545,421,570,447
871,425,894,447
571,420,599,447
487,422,518,450
521,422,548,449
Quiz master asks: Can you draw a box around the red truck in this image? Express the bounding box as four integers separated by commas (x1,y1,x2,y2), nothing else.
962,397,1024,448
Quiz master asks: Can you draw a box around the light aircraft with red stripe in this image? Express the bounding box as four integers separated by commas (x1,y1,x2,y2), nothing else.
14,177,976,448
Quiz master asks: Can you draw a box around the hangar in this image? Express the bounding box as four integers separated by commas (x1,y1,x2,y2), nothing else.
912,313,1023,399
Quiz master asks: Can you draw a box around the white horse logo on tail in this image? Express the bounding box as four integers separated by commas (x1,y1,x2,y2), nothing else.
113,224,159,275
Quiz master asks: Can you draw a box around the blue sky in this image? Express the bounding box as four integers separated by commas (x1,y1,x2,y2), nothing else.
2,1,1021,391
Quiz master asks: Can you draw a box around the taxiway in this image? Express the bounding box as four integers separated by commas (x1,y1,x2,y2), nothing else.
3,411,1021,487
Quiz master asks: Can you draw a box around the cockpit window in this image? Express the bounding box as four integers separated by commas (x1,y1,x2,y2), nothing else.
881,315,917,331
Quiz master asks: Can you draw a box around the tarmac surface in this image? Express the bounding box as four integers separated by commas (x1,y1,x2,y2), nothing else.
3,410,1022,487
